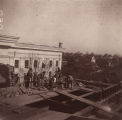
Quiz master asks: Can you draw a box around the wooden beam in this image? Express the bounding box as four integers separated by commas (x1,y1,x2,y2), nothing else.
73,106,93,116
80,91,95,98
56,90,122,119
75,79,111,86
98,90,122,104
72,90,122,119
80,87,95,92
66,115,107,120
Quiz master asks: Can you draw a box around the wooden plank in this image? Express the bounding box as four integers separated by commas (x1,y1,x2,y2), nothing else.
75,79,111,86
56,90,122,119
104,83,119,91
66,115,107,120
80,91,95,98
73,106,93,116
73,90,122,118
80,87,95,92
99,90,122,104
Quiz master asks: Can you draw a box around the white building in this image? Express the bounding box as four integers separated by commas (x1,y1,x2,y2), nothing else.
91,56,96,63
0,34,63,78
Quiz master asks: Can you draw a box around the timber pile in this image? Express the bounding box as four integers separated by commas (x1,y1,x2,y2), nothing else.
0,86,23,98
0,85,49,98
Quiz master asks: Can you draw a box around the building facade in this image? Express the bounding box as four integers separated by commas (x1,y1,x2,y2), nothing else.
0,34,63,80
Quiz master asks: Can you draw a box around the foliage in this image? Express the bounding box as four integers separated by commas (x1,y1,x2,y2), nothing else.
62,52,122,83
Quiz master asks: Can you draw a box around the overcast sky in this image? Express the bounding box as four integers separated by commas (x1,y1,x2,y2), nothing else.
0,0,122,55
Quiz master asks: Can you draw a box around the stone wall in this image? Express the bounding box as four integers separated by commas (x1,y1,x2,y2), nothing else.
0,47,62,80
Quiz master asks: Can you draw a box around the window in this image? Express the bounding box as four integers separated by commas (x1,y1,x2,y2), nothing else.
49,60,53,67
34,60,38,68
56,60,59,67
15,60,19,68
25,60,29,68
42,62,45,68
42,71,46,77
49,71,52,77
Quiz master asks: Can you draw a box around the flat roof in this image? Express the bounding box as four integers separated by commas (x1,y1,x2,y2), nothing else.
0,34,64,52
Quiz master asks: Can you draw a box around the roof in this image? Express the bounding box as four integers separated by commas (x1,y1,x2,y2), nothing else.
0,34,19,40
0,34,64,52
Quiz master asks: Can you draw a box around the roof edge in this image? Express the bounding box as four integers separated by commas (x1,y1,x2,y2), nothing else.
0,34,64,52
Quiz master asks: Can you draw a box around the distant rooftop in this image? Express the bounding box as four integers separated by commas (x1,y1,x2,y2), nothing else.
0,34,19,39
0,34,64,52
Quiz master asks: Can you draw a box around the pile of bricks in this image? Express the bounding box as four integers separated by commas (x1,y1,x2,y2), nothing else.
0,85,48,98
0,86,26,98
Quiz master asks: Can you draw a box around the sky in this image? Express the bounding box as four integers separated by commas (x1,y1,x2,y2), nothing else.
0,0,122,55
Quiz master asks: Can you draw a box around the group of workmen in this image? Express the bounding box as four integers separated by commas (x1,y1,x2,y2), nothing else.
23,68,74,90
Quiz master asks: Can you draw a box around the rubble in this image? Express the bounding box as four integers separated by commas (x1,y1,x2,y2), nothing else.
0,85,48,98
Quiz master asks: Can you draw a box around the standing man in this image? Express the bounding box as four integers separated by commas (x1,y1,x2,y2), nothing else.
33,72,38,87
51,75,57,90
65,75,69,88
27,68,33,88
49,75,53,90
68,75,74,89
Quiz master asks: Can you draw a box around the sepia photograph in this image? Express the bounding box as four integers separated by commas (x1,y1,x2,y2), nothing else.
0,0,122,120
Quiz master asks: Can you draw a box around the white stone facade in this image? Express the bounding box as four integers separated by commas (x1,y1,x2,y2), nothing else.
0,35,63,79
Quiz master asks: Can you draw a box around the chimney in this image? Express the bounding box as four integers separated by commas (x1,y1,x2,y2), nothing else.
59,42,63,48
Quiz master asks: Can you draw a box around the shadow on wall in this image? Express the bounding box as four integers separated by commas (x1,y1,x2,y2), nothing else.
0,63,14,88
